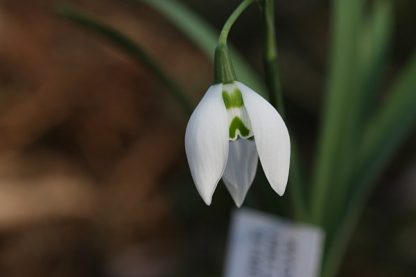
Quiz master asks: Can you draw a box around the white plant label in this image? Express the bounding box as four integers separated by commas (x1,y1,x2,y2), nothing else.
224,208,324,277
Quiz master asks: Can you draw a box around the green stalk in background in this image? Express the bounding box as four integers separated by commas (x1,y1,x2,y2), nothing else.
310,0,363,226
262,0,284,113
326,0,392,236
322,51,416,277
354,0,393,121
261,0,306,221
57,5,193,116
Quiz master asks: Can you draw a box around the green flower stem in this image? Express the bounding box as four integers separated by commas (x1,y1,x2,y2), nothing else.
142,0,267,96
57,5,193,116
214,45,237,83
218,0,257,47
262,0,306,221
215,0,257,84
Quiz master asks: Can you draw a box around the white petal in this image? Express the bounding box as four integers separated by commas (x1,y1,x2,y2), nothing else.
185,84,229,205
236,82,291,196
222,139,258,207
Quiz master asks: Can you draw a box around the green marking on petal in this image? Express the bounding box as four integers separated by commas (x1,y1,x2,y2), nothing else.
222,89,244,109
229,116,250,139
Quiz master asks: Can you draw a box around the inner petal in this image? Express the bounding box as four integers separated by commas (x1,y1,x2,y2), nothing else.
223,139,259,207
222,83,253,140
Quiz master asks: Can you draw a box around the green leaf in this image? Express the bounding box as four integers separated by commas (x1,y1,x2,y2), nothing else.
360,52,416,192
57,5,193,115
325,0,393,231
310,0,364,225
142,0,267,96
356,0,393,119
322,49,416,277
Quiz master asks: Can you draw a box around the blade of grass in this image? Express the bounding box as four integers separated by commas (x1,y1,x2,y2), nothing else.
57,5,193,116
310,0,363,225
141,0,267,96
326,0,393,233
322,50,416,277
355,0,393,120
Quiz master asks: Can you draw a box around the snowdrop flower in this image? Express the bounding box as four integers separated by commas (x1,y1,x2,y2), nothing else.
185,81,290,207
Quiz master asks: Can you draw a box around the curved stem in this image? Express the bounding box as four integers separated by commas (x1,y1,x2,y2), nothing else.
215,0,257,83
218,0,257,46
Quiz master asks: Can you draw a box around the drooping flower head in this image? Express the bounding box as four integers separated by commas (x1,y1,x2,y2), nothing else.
185,46,290,207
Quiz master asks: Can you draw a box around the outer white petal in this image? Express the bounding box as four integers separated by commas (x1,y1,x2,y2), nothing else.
185,84,229,205
222,139,258,207
236,81,291,196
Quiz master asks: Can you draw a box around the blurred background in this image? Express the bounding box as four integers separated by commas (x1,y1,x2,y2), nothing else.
0,0,414,276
